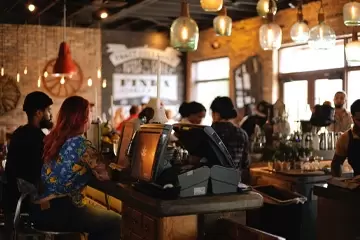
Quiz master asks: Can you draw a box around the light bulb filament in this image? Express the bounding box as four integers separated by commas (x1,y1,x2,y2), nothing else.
181,27,189,40
60,76,65,85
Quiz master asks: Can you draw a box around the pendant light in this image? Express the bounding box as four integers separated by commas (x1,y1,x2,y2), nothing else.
53,0,76,77
87,77,93,87
290,1,309,43
257,0,277,18
343,0,360,26
170,0,199,52
345,28,360,63
24,23,28,75
308,0,336,50
213,6,232,36
102,79,107,88
259,0,282,50
200,0,223,12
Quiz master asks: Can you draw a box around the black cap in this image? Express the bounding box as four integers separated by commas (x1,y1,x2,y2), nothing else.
23,91,53,113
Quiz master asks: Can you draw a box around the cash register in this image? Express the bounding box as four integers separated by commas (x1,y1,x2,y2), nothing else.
130,123,241,199
109,120,140,181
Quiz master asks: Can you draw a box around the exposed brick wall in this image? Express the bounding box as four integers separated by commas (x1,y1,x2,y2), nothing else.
187,0,350,103
0,24,101,132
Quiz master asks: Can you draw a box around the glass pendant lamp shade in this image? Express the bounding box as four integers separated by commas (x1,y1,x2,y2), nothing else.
290,4,309,44
213,7,232,36
308,21,336,50
343,1,360,26
346,29,360,63
170,1,199,52
290,22,310,43
200,0,223,12
257,0,277,18
259,22,282,50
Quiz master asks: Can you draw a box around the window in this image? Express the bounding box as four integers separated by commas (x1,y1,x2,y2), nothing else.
191,57,230,125
348,71,360,110
279,40,344,74
314,79,343,105
283,81,310,131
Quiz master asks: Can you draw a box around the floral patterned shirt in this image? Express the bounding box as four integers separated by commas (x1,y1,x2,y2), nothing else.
40,135,100,206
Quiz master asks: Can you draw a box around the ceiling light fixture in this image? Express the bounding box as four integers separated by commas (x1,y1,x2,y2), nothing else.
200,0,223,12
259,0,282,50
290,0,309,44
100,10,108,19
308,0,336,50
28,3,36,12
213,6,232,36
53,0,77,77
170,0,199,52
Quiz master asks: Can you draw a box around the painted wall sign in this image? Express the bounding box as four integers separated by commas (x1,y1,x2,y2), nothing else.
107,44,181,68
107,44,181,105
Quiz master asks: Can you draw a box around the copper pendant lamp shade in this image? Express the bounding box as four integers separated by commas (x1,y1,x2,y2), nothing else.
52,42,76,76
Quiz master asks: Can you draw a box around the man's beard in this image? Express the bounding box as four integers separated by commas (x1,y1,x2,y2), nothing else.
334,104,344,109
39,118,53,130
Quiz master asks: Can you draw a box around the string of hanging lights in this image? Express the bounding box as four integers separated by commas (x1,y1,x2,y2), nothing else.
259,0,282,51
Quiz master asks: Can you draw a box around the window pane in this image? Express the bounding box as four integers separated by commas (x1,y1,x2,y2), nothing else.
193,57,230,81
314,79,343,105
195,80,230,125
279,40,344,73
283,81,309,131
348,71,360,110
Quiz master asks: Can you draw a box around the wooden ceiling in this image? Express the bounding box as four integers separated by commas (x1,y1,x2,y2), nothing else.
0,0,316,31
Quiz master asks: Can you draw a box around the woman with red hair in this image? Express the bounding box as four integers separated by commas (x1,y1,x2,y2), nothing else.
30,96,121,240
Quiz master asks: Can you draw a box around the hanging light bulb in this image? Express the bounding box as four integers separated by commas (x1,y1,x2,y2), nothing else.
37,76,41,88
97,68,102,79
213,6,232,36
257,0,277,18
259,1,282,51
23,66,28,75
16,72,20,82
343,0,360,26
60,76,65,85
170,1,199,52
290,3,309,44
102,79,107,88
200,0,223,12
308,4,336,50
87,77,93,87
43,71,48,78
1,66,4,76
346,28,360,63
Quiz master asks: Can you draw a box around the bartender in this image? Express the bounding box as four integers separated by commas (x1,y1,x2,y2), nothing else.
331,99,360,177
328,91,352,133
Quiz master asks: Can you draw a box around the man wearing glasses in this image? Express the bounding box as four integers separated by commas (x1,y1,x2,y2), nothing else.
332,99,360,177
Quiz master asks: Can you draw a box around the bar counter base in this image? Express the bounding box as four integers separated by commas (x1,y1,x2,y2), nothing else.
314,185,360,240
84,179,263,240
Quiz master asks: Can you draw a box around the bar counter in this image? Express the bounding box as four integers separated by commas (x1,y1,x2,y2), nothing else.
250,164,353,240
84,179,264,240
314,185,360,240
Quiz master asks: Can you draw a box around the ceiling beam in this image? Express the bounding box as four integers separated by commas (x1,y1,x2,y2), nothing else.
97,0,159,25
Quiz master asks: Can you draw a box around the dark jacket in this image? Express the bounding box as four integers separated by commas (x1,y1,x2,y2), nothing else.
3,124,45,213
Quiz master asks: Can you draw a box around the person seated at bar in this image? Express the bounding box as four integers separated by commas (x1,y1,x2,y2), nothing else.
30,96,121,240
210,97,250,181
332,99,360,177
3,91,53,237
328,91,353,133
178,101,206,124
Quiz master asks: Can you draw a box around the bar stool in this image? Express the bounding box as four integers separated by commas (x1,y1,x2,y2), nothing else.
14,178,85,240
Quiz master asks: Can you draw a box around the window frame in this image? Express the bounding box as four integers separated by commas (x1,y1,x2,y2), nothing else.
279,37,360,109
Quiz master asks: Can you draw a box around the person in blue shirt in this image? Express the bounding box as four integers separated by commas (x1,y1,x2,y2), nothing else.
30,96,121,240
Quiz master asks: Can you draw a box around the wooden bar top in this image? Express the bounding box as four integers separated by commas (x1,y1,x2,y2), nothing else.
88,179,263,217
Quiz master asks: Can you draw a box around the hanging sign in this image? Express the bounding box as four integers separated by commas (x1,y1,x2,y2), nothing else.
107,44,181,104
107,44,181,68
